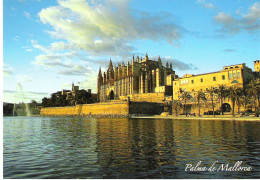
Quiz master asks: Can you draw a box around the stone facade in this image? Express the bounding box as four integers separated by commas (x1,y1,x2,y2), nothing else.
40,101,164,116
172,62,258,114
254,60,260,72
97,54,177,102
173,63,254,100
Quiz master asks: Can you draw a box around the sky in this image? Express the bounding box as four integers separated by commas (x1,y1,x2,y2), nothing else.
3,0,260,103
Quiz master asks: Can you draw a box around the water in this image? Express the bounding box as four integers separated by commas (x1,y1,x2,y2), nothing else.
3,117,260,179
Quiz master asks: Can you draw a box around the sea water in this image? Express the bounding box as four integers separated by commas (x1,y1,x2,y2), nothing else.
3,116,260,178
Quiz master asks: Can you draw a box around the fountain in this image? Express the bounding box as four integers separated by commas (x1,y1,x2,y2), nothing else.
13,82,32,116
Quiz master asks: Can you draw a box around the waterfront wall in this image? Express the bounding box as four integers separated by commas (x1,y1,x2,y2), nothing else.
40,101,129,116
80,101,129,116
40,100,165,116
129,102,164,115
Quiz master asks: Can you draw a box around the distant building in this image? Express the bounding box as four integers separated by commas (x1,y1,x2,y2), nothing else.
254,60,260,79
61,83,79,102
254,60,260,72
97,53,177,102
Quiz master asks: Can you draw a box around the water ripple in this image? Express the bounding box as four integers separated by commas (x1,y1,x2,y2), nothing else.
3,117,260,178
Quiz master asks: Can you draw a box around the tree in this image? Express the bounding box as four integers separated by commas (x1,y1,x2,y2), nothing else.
235,87,244,114
247,79,260,115
172,100,182,117
30,100,37,108
206,87,217,117
195,90,207,117
75,90,92,105
51,93,58,107
240,90,251,113
180,91,192,117
216,84,228,115
42,97,49,107
57,95,67,107
227,86,241,117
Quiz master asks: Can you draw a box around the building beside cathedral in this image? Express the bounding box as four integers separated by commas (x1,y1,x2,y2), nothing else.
97,53,177,102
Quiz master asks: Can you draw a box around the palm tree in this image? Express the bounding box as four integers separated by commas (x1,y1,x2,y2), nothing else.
180,91,192,117
227,86,241,117
240,90,251,113
206,87,217,117
247,79,260,115
216,84,227,115
235,87,244,114
195,90,207,117
172,100,182,117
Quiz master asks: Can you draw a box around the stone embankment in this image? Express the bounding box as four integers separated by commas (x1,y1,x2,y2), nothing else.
40,101,164,117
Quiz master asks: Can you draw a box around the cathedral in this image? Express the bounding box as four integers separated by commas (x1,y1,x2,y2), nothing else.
97,53,177,101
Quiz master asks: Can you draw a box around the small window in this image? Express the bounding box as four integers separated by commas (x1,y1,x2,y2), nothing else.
237,72,241,78
229,72,232,79
192,89,194,91
175,82,176,85
235,66,239,68
213,77,216,81
201,78,203,82
230,67,233,69
191,80,194,84
231,80,239,84
222,75,225,80
233,72,236,78
257,67,259,69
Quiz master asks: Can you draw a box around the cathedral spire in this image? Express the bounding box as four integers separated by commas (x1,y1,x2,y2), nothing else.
145,52,148,60
98,67,101,75
158,56,162,64
170,62,172,69
166,61,169,68
108,58,113,70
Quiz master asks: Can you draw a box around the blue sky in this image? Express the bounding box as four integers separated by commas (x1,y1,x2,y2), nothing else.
3,0,260,103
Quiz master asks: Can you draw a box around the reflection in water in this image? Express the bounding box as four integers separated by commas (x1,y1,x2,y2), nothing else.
3,117,260,179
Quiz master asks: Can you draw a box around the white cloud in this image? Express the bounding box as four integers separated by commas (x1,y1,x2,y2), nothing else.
163,56,197,71
31,41,94,77
14,35,20,41
3,64,14,76
16,74,32,82
38,0,183,56
22,46,33,52
197,0,216,9
26,49,33,52
24,11,31,19
58,64,93,76
224,49,236,53
214,2,260,34
31,40,50,54
4,90,49,103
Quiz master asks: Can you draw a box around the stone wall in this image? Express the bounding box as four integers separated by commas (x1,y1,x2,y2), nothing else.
41,101,129,116
120,92,165,102
80,102,129,116
129,102,164,115
40,105,82,116
40,101,165,116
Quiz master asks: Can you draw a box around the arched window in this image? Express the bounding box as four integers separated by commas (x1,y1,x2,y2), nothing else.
231,80,239,84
